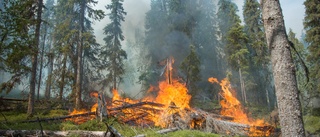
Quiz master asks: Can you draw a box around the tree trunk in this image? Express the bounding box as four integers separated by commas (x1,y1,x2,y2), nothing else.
261,0,305,136
239,68,247,103
45,37,54,99
37,25,47,101
75,0,85,109
59,55,67,100
27,0,43,116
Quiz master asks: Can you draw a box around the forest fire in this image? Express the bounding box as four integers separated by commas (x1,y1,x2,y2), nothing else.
208,77,273,136
109,57,192,127
66,57,273,136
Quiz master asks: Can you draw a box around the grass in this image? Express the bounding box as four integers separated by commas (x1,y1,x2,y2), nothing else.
0,109,219,136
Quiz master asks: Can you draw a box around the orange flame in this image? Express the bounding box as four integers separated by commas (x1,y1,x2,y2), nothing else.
208,77,273,136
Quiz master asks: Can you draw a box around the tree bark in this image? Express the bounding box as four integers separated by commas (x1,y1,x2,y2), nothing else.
37,25,47,101
45,37,54,99
261,0,305,136
28,0,43,116
59,55,67,100
75,0,85,109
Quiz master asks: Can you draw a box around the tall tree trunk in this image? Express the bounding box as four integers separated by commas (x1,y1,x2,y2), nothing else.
28,0,43,116
261,0,305,136
45,37,54,99
239,68,247,103
113,70,117,90
59,55,67,100
75,0,85,109
37,25,47,101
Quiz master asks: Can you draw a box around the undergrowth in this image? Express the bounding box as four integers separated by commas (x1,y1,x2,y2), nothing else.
0,109,219,136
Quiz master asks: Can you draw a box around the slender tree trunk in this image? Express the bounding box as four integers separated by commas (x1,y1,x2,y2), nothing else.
261,0,305,136
239,68,247,103
113,70,117,90
75,0,85,109
27,0,43,116
59,55,67,100
37,25,47,101
45,37,53,99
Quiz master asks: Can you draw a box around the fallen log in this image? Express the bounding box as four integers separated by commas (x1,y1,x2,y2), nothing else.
22,111,96,123
109,101,164,111
205,117,249,136
156,127,179,134
209,113,234,121
0,130,107,137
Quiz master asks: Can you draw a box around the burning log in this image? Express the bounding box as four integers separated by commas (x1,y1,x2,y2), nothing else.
109,101,164,111
123,113,149,124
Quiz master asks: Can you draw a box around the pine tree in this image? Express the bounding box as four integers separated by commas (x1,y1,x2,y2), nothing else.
225,20,249,103
53,0,79,100
304,0,320,94
0,0,35,93
217,0,240,86
101,0,127,90
193,0,220,80
243,0,274,106
43,0,55,100
217,0,239,43
180,45,200,95
142,0,170,87
53,0,104,107
27,0,43,116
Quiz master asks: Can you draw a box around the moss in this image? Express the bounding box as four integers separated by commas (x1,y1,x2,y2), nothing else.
60,121,79,131
304,115,320,135
79,120,107,130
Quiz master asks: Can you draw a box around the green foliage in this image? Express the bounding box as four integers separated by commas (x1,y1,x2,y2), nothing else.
304,0,320,96
242,0,274,107
0,0,37,93
100,0,127,90
288,29,309,93
304,115,320,135
218,0,240,41
180,45,201,95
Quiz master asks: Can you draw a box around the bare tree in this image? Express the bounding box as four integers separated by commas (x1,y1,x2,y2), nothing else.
261,0,305,136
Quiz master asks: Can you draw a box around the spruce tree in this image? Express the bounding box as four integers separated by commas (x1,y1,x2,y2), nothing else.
243,0,274,106
0,0,35,93
101,0,127,90
304,0,320,94
142,0,170,87
180,45,200,96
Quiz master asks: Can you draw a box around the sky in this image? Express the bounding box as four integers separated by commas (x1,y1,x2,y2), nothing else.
93,0,305,43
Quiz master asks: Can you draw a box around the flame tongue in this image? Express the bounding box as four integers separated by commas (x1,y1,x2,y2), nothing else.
208,77,272,136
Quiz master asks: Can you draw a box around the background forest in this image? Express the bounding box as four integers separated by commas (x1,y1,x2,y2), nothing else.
0,0,319,135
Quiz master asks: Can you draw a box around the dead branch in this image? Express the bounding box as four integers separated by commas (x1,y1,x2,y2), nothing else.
109,101,164,111
22,111,95,123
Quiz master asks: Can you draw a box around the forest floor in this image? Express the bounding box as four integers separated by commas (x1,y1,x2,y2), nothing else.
0,108,220,136
0,100,319,136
